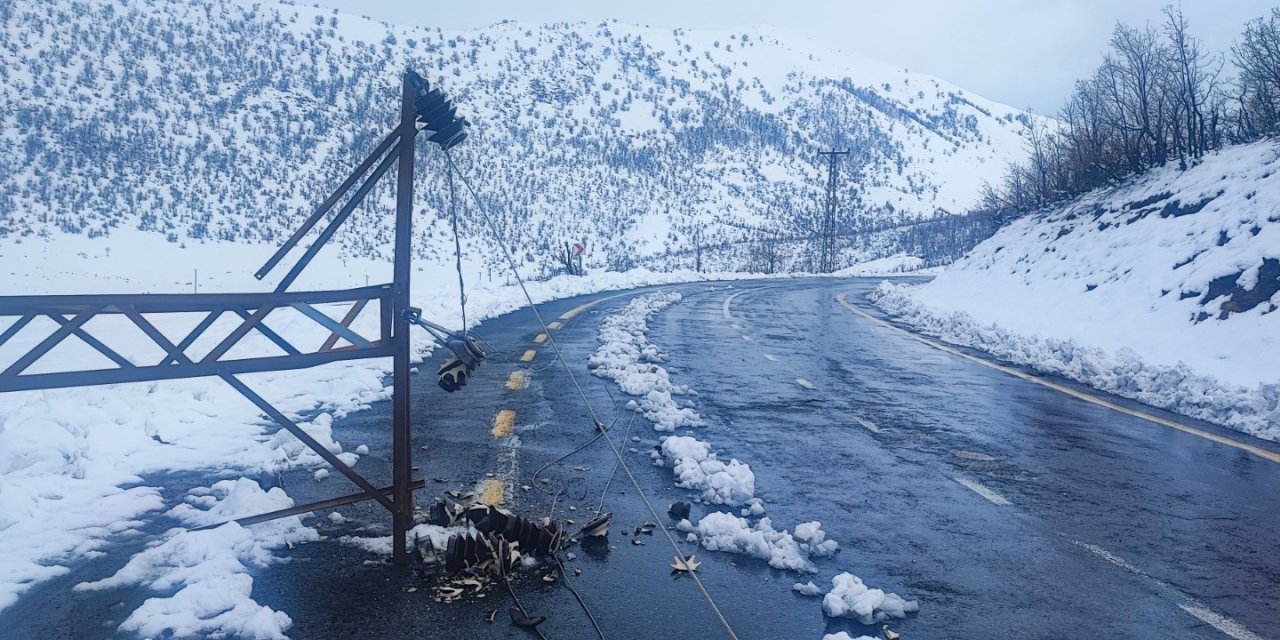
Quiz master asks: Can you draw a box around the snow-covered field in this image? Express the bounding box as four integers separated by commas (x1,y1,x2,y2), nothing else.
872,140,1280,440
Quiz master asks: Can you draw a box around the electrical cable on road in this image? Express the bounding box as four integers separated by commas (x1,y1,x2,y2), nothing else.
597,411,638,514
445,150,743,640
502,577,551,640
552,552,609,640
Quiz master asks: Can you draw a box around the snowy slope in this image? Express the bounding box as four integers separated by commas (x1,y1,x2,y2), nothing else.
0,0,1039,274
873,139,1280,439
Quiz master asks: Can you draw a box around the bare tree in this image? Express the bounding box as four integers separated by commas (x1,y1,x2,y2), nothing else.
1234,8,1280,136
1163,5,1220,162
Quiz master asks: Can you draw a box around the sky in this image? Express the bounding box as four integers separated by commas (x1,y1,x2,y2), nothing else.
308,0,1272,116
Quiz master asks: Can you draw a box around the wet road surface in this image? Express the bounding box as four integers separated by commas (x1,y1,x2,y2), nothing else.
7,277,1279,639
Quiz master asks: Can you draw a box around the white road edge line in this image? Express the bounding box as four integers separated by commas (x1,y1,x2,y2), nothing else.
722,290,747,320
1074,541,1263,640
951,476,1011,505
835,292,1280,465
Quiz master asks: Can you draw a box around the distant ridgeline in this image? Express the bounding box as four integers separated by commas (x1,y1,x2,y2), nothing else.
0,0,1038,274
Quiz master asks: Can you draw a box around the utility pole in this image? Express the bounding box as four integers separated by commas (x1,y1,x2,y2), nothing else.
817,150,849,273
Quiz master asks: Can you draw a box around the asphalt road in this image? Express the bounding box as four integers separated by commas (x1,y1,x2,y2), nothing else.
7,277,1279,639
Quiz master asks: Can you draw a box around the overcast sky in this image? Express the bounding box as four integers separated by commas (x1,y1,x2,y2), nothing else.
311,0,1272,115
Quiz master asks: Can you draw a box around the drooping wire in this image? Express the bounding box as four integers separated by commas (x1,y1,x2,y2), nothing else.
502,577,551,640
447,154,468,332
553,552,608,640
596,411,639,514
444,150,742,640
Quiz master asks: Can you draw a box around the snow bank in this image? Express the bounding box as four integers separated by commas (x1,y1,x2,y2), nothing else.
822,572,920,625
687,512,837,572
76,481,317,639
872,282,1280,440
830,254,938,277
589,291,703,431
822,633,878,640
589,291,758,506
871,140,1280,440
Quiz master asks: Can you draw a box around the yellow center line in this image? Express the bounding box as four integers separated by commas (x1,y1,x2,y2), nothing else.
546,321,562,330
519,349,537,362
506,371,527,391
478,478,505,506
492,409,516,438
835,292,1280,465
533,333,548,344
559,299,605,321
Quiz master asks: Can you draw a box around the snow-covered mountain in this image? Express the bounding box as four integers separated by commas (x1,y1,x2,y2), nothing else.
874,139,1280,439
0,0,1038,275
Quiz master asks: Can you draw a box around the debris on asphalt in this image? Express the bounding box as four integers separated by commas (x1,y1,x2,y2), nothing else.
509,607,546,628
579,512,612,538
668,501,691,520
671,555,701,573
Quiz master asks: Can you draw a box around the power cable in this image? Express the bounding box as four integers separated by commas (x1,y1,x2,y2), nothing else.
444,150,742,640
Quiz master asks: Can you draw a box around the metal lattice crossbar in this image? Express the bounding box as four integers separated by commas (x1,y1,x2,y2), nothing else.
0,287,393,392
0,71,468,564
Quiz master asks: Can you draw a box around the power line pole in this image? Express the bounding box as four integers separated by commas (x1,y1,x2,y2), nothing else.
817,150,849,273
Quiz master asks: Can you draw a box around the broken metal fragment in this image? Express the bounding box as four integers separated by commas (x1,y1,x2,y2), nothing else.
579,512,612,538
509,607,546,628
668,501,691,520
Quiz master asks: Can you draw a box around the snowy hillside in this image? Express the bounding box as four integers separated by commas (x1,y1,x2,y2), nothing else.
0,0,1038,275
873,139,1280,439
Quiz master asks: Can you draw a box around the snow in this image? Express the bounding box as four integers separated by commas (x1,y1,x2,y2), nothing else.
822,633,878,640
340,523,473,556
870,140,1280,440
793,581,824,596
74,480,318,640
653,436,757,506
688,512,832,572
822,572,920,625
589,292,703,431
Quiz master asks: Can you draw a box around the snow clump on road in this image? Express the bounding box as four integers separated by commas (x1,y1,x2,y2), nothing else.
652,435,755,505
822,571,920,625
588,291,703,431
685,512,837,572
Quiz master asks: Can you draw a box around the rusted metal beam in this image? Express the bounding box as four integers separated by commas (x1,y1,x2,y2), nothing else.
222,373,397,513
274,139,404,293
316,299,370,353
0,285,391,315
164,308,224,365
46,313,135,369
0,346,392,393
0,314,35,345
255,128,404,281
232,308,302,356
199,304,278,364
1,306,99,378
391,73,418,565
191,479,427,531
